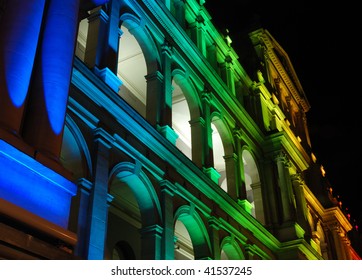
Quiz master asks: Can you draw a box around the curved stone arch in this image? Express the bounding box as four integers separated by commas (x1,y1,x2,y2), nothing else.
171,68,202,161
241,147,264,223
210,111,234,155
117,12,161,119
109,162,162,227
119,13,160,74
172,68,201,119
112,240,136,260
220,236,244,260
61,114,92,180
174,205,211,260
210,111,235,193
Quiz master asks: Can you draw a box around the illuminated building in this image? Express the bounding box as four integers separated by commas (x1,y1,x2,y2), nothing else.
0,0,360,260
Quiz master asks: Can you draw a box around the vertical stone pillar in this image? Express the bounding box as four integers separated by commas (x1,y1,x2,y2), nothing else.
233,129,246,200
291,173,310,235
0,0,45,147
174,0,186,28
275,152,295,223
140,224,163,260
74,178,92,258
201,92,213,167
220,56,235,95
207,43,217,70
86,1,122,92
189,117,205,168
188,15,206,56
224,153,239,199
160,180,177,260
200,92,220,184
146,41,177,143
86,128,114,260
208,217,220,260
250,182,265,224
331,224,347,259
146,71,164,126
160,41,173,128
22,0,81,172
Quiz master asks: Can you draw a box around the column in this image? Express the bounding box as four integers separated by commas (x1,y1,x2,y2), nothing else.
87,0,122,92
220,55,235,95
140,224,163,260
22,0,81,174
275,152,295,223
160,180,177,259
291,173,310,235
224,153,239,199
0,0,45,149
206,43,217,70
233,129,246,200
189,117,205,168
188,14,206,56
174,0,186,28
73,178,92,258
201,92,213,167
147,42,173,125
86,128,114,260
250,182,265,224
331,224,347,259
208,217,220,260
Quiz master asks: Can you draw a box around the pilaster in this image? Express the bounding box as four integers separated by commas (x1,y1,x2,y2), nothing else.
140,224,163,260
160,180,177,259
22,0,81,177
0,0,45,146
86,128,114,259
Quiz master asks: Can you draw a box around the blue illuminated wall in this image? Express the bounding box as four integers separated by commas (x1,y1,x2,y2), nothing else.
0,140,76,228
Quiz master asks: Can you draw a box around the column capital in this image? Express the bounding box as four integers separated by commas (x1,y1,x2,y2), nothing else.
139,224,163,237
160,179,177,196
161,40,173,56
189,117,205,127
145,70,164,82
232,128,243,139
87,6,109,23
76,178,93,193
201,91,212,103
93,127,114,148
208,216,221,230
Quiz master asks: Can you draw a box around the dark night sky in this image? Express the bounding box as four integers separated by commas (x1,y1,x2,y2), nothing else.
204,1,362,228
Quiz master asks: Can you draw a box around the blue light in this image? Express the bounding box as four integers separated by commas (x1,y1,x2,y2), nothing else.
0,140,76,228
40,0,80,134
1,0,45,107
92,0,110,5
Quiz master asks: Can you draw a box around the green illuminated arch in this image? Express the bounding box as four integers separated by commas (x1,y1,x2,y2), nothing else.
61,115,92,180
109,162,162,226
174,205,211,260
220,236,244,260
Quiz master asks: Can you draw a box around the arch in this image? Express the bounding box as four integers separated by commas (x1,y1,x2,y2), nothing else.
241,148,264,223
112,240,136,260
61,115,92,180
119,13,160,74
174,205,211,260
109,162,162,227
211,111,234,192
172,69,201,160
172,69,201,119
117,12,161,117
220,236,244,260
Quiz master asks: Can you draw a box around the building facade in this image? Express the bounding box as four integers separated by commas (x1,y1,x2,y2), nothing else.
0,0,360,260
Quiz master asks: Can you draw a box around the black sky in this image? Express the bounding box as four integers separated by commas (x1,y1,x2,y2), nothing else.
204,1,362,228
